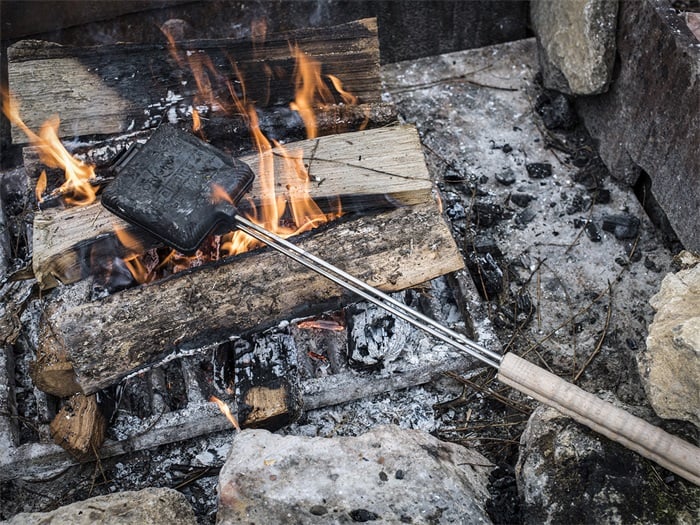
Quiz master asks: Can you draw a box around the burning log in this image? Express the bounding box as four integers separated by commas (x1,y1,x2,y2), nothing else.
49,393,107,460
7,18,383,143
30,126,433,289
40,200,463,394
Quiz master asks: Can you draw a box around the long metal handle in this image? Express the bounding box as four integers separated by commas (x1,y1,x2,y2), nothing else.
234,215,700,486
234,215,503,368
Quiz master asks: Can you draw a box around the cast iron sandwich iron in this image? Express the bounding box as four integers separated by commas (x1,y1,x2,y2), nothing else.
102,125,700,485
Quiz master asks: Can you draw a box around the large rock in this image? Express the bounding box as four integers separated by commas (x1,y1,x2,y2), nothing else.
577,0,700,251
3,487,196,524
531,0,618,94
639,252,700,427
217,425,493,524
517,405,699,524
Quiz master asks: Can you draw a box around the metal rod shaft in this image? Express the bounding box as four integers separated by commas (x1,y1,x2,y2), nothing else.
234,215,503,368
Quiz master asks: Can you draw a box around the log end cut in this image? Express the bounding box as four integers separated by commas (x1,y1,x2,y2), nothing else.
49,393,107,460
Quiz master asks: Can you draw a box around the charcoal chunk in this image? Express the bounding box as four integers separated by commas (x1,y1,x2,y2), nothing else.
466,235,502,257
510,193,535,208
526,163,552,179
602,214,640,240
565,192,592,215
350,509,380,521
585,222,601,242
471,201,505,227
466,252,503,299
592,188,611,204
535,92,577,130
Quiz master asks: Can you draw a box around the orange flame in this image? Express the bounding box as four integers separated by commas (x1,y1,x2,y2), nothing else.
192,108,201,131
215,106,342,257
113,225,154,284
289,45,334,139
2,92,97,206
36,171,47,203
327,74,358,106
210,396,241,432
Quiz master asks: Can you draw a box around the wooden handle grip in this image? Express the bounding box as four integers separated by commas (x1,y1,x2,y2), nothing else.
497,353,700,486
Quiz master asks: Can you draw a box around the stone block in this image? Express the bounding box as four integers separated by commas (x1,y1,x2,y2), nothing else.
4,487,197,524
577,0,700,251
217,425,493,524
517,405,698,524
640,252,700,427
531,0,618,94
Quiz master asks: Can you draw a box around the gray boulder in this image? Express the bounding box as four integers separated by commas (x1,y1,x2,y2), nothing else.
576,0,700,251
3,487,196,524
217,425,493,524
640,252,700,427
517,405,699,524
531,0,618,94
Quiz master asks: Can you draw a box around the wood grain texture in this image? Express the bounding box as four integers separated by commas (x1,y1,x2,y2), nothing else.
498,353,700,486
47,199,461,394
32,125,433,289
8,18,381,143
49,393,106,460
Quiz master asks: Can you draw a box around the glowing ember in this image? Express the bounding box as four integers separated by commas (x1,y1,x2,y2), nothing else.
297,319,345,331
210,396,241,432
1,93,97,206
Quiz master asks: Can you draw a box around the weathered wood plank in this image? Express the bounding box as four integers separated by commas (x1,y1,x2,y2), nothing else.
8,18,381,143
45,199,462,394
31,125,434,289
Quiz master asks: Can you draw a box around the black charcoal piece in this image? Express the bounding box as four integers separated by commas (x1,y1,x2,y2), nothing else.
471,201,505,227
466,252,503,299
510,192,535,208
565,193,592,215
467,235,502,257
584,222,601,242
644,256,661,273
349,509,380,521
535,92,577,130
310,506,328,516
526,163,552,179
602,214,641,240
446,201,466,220
495,168,517,186
592,188,611,204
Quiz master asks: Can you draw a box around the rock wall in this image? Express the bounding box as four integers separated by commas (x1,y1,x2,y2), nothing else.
576,0,700,251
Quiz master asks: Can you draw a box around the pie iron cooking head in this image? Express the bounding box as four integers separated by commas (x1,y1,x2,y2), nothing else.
101,125,255,255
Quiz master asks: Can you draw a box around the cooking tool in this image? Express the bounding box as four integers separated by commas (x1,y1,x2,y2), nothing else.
103,125,700,485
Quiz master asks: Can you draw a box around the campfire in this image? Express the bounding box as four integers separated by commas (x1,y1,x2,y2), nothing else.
2,3,698,523
0,16,466,479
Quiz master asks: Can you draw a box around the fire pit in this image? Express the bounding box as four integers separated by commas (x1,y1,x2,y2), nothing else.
1,1,698,523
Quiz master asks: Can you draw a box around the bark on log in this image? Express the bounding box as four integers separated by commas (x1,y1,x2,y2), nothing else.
8,18,381,143
30,125,432,289
42,199,462,394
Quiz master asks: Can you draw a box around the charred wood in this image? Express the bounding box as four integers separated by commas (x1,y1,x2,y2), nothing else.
29,125,432,289
8,18,382,143
41,201,462,394
234,334,302,430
